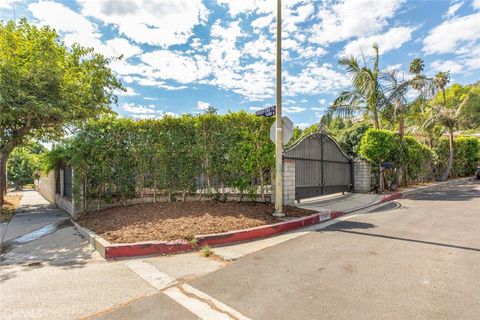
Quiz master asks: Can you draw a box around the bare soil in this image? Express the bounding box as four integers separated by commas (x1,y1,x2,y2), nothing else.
0,194,22,222
77,201,317,243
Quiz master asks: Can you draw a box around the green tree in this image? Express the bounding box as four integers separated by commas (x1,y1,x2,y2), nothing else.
0,18,122,204
330,43,386,129
7,142,47,190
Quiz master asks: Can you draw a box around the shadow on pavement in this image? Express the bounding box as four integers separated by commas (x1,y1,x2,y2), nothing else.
325,229,480,253
406,182,480,202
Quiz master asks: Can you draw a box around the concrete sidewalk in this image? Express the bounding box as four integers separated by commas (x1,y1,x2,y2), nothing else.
0,190,98,265
295,192,383,213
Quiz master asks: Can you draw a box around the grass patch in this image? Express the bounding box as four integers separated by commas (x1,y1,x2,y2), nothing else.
200,245,214,257
0,194,22,222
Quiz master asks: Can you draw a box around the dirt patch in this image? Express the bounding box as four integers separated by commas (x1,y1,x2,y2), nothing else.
0,194,22,222
77,201,317,243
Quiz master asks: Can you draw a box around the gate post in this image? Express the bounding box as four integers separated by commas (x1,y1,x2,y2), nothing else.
271,159,296,205
353,159,371,193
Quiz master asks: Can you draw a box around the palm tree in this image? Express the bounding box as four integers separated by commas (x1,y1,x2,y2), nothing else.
424,71,459,181
409,58,424,75
330,43,385,129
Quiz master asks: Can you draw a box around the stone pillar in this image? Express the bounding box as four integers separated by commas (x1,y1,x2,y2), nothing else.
353,159,371,193
272,159,296,205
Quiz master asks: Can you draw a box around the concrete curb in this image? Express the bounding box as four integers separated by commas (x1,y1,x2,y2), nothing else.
72,176,475,259
72,211,348,260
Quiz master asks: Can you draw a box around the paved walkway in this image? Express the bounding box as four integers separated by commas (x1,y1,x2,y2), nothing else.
0,190,97,265
295,192,384,213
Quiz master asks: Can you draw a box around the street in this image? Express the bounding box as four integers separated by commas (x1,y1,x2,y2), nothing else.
1,181,479,319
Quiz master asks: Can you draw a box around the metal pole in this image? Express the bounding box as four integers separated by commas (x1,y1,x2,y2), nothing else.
274,0,284,217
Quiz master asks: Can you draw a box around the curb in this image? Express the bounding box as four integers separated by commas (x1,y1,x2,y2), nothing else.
73,176,475,260
72,211,348,260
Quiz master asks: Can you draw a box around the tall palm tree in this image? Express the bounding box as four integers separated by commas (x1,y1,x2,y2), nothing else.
425,71,459,181
330,43,385,129
409,58,424,75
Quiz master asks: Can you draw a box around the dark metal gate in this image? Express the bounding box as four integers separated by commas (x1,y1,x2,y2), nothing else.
284,131,353,201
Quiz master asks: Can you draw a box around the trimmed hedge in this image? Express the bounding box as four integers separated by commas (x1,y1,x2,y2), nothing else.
434,136,480,178
51,112,275,208
359,128,479,186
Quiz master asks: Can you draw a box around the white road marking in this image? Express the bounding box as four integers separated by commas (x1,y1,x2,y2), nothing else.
124,260,177,290
164,286,233,320
125,260,251,320
181,284,251,320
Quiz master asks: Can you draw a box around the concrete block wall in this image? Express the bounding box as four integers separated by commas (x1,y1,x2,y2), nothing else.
353,159,371,193
271,159,296,205
35,170,56,203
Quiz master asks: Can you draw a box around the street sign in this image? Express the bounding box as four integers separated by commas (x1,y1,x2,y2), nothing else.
270,116,293,145
255,105,276,117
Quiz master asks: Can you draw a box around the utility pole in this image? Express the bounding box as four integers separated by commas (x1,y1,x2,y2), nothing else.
273,0,284,217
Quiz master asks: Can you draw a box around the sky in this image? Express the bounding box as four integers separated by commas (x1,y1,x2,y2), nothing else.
1,0,480,129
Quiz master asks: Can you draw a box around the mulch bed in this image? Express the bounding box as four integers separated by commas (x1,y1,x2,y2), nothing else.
0,194,22,222
76,201,317,243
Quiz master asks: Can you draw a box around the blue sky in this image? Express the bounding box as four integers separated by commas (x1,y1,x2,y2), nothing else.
1,0,480,128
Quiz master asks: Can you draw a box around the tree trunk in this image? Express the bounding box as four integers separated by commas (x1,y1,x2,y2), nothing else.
182,190,186,202
399,117,405,139
0,152,9,205
153,178,157,203
440,130,454,181
259,168,265,202
373,108,380,129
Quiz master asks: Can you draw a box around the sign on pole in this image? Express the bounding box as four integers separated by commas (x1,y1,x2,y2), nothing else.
255,105,276,117
270,116,293,146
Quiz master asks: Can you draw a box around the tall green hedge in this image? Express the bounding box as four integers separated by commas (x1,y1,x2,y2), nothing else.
359,128,480,186
52,112,274,208
434,136,480,178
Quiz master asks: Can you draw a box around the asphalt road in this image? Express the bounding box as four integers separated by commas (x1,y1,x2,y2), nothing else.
187,181,480,319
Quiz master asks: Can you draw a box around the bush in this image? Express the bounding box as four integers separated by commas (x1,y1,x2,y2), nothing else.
358,129,402,165
434,136,480,178
403,136,434,184
47,112,274,208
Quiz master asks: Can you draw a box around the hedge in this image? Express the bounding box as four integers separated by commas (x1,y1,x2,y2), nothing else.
434,136,480,178
359,128,480,187
51,112,274,209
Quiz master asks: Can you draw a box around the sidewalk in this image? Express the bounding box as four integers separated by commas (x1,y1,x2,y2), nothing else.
0,190,98,266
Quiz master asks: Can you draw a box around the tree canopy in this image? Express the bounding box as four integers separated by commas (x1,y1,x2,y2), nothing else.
0,18,122,203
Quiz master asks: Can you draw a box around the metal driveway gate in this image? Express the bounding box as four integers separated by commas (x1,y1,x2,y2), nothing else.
284,131,353,201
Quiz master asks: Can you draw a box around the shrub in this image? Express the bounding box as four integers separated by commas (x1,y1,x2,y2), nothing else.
403,136,434,184
358,129,402,165
434,136,480,178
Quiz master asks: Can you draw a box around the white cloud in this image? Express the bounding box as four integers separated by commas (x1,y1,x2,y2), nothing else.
140,50,211,83
445,2,463,18
115,87,138,96
1,0,22,9
78,0,209,47
473,0,480,9
430,60,464,74
310,0,405,44
283,106,307,113
144,97,158,101
296,122,311,129
29,1,142,59
423,13,480,54
284,63,350,96
121,103,157,114
341,26,415,57
318,99,326,105
197,101,211,111
311,107,326,111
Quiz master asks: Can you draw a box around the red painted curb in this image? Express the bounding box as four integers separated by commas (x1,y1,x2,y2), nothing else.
102,211,346,259
381,192,403,203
